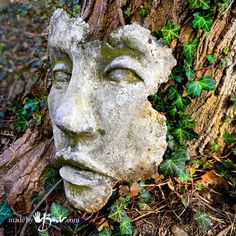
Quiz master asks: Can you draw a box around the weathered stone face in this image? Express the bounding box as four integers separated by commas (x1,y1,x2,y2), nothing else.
48,9,176,213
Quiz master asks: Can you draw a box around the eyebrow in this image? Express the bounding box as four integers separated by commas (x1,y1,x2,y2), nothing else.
104,56,145,81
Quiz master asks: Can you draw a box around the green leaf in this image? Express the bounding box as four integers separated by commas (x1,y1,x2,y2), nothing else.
193,12,213,32
161,21,181,44
15,116,28,132
160,147,187,176
108,199,127,223
38,230,50,236
222,47,229,55
160,150,191,182
199,76,216,90
172,94,191,110
179,170,192,183
0,201,13,225
169,105,178,116
187,76,215,98
50,203,69,222
140,187,152,203
44,166,62,193
210,142,220,152
184,59,195,79
139,6,150,18
124,8,132,17
34,112,42,126
0,43,5,55
167,86,178,100
169,66,184,83
31,192,42,205
230,95,236,111
218,0,229,12
197,183,204,191
223,132,236,144
186,80,202,98
206,54,217,64
221,58,228,68
99,227,112,236
194,211,212,230
183,38,198,61
172,127,197,143
119,217,134,235
188,0,210,10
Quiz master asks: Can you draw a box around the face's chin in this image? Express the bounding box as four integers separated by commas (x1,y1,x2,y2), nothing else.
60,165,117,213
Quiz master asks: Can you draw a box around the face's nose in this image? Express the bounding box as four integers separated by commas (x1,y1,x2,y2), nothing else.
54,96,97,136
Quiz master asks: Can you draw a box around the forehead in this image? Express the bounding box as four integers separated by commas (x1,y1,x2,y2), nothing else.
48,9,176,89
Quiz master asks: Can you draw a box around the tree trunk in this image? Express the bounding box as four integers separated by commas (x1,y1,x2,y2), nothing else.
0,0,235,211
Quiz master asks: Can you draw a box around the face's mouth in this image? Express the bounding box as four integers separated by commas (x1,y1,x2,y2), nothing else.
56,147,114,182
59,165,114,187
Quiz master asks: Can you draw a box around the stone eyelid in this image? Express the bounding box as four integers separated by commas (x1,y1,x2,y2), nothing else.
104,56,145,81
52,62,72,74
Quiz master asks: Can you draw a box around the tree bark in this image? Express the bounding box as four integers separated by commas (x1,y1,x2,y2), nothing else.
0,0,235,210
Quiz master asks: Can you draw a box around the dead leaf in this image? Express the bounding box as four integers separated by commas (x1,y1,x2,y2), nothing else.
130,182,141,197
97,218,111,232
167,179,175,191
152,173,164,183
119,185,130,196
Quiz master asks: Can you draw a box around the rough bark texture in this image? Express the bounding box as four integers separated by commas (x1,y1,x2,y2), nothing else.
0,0,235,210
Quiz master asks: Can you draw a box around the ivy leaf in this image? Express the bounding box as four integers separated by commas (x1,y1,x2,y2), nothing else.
169,105,178,116
15,116,28,132
223,132,236,144
184,59,195,79
179,170,192,183
194,211,212,230
0,201,13,225
199,76,215,90
223,47,229,55
179,115,196,129
218,0,229,13
108,199,127,223
140,187,152,203
167,86,178,100
33,112,42,126
186,80,202,98
38,230,50,236
230,95,236,111
183,38,198,61
161,21,181,44
188,0,210,10
172,126,197,143
221,58,228,68
210,142,220,152
139,6,150,18
124,8,132,17
119,217,134,235
31,192,42,205
160,148,191,182
173,94,191,110
44,165,62,193
206,54,217,64
50,203,69,222
193,12,213,32
99,227,112,236
169,66,184,83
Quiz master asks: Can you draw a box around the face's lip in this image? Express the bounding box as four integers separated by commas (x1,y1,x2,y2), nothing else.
59,165,114,187
56,147,114,180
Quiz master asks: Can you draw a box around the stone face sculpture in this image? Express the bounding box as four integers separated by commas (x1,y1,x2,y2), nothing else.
48,9,176,213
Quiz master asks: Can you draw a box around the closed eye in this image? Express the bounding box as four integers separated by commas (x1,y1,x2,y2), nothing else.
104,56,145,83
52,62,72,83
106,68,142,83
